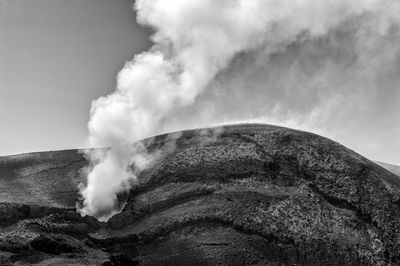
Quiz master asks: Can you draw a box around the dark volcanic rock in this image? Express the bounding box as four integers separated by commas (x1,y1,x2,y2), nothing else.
1,124,400,265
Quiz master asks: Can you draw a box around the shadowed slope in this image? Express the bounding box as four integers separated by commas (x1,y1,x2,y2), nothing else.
1,124,400,265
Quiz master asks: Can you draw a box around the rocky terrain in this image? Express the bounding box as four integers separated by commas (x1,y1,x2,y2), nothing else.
1,124,400,265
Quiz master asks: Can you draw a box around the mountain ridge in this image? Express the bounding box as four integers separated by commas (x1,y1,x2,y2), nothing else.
376,161,400,177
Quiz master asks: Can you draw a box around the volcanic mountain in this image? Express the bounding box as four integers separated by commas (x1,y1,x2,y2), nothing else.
1,124,400,265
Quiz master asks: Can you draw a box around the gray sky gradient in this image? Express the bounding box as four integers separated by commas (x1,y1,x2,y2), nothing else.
0,0,150,155
0,0,399,165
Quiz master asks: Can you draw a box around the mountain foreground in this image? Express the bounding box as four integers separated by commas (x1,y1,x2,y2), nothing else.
1,124,400,265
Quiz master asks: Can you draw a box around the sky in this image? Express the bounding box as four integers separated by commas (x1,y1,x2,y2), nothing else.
0,0,151,155
0,0,399,166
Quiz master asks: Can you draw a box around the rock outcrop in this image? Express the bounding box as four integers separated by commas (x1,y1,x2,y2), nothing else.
1,124,400,265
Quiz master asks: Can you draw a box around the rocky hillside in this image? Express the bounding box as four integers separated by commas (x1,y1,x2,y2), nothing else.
1,124,400,265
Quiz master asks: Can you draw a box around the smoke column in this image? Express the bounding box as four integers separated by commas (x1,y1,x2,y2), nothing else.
79,0,400,220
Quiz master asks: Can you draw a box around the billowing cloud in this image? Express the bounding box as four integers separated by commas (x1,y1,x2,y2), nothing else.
78,0,400,220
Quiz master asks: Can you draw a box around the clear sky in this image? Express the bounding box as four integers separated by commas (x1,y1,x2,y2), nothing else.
0,0,151,155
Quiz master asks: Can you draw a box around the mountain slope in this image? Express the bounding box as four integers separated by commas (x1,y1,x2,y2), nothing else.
0,150,86,209
1,124,400,265
376,161,400,177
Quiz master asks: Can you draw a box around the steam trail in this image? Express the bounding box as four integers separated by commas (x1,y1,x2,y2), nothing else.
79,0,400,220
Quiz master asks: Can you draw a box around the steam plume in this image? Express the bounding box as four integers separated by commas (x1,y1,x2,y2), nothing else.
79,0,400,220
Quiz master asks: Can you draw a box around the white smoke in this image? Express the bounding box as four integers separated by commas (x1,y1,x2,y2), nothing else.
79,0,400,220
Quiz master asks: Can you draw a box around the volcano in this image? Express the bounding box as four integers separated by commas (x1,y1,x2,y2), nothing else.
1,124,400,265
